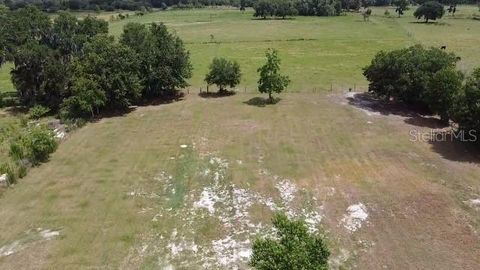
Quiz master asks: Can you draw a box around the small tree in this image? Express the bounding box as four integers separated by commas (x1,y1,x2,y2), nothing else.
250,213,330,270
393,0,409,17
414,1,445,23
257,49,290,102
205,57,242,93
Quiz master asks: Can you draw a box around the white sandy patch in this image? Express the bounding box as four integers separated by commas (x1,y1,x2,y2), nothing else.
275,179,298,205
194,187,221,214
466,199,480,209
211,236,252,267
126,155,325,269
0,241,22,257
341,203,369,232
0,228,60,258
39,229,60,240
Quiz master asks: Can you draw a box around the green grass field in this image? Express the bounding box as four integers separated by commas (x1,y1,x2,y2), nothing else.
1,6,480,270
1,6,479,93
107,6,480,91
0,62,14,94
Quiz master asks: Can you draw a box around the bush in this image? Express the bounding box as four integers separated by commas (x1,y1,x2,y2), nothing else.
250,213,330,270
9,126,58,166
0,162,16,185
29,105,50,119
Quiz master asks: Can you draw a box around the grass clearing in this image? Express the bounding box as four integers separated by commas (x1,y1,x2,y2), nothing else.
0,93,479,269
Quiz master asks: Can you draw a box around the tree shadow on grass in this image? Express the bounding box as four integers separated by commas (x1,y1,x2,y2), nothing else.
92,91,185,121
409,21,449,26
199,90,236,99
428,132,480,163
251,17,296,21
347,92,448,129
244,97,281,107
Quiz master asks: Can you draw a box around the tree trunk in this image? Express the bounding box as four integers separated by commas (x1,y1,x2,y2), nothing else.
268,92,273,103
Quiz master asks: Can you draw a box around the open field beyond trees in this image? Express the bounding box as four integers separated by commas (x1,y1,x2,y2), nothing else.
1,5,480,270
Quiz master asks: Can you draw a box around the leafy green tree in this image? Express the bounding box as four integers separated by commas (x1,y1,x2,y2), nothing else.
60,77,106,118
250,213,330,270
424,67,463,123
205,57,242,93
414,1,445,22
257,49,290,102
274,0,297,19
452,68,480,141
11,41,54,106
393,0,409,17
71,35,142,110
363,45,459,106
254,0,274,19
120,22,192,97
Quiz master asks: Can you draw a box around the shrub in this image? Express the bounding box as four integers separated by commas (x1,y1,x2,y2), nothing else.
0,162,16,185
29,104,50,119
9,126,58,166
250,213,330,270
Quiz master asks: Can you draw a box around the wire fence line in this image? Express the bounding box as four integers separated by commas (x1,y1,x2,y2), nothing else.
184,83,365,95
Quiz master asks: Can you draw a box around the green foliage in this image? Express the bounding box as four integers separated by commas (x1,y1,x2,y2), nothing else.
29,105,50,119
414,1,445,22
254,0,341,18
250,213,330,270
363,45,459,106
393,0,408,17
452,68,480,140
70,35,142,111
257,49,290,102
205,57,242,92
4,7,108,110
60,77,106,119
424,67,463,122
120,22,192,97
9,125,58,166
0,162,16,185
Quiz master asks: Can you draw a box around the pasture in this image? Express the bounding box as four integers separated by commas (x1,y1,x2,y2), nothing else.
0,6,480,270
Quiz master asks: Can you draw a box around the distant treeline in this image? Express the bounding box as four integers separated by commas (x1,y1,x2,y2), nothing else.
0,0,477,12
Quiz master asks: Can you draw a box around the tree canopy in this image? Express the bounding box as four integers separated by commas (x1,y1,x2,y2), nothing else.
250,213,330,270
414,1,445,22
120,22,192,98
363,45,459,107
205,57,242,93
2,6,192,120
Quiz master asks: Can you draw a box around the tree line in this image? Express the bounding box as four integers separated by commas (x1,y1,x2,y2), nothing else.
2,0,477,12
0,6,192,119
364,45,480,143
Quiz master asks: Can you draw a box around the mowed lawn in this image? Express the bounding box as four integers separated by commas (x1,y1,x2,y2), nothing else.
0,92,480,269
